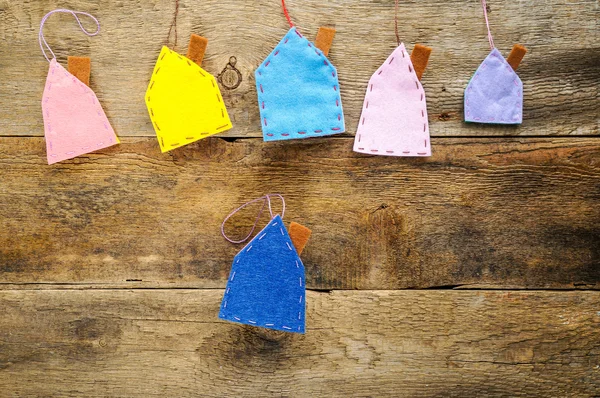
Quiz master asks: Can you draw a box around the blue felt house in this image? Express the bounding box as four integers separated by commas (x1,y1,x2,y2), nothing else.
219,215,306,333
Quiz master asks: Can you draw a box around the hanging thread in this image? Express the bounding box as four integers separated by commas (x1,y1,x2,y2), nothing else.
39,9,100,62
394,0,400,46
281,0,294,28
481,0,495,49
221,194,286,244
166,0,180,49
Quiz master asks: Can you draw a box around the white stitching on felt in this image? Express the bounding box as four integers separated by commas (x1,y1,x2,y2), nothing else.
224,218,304,332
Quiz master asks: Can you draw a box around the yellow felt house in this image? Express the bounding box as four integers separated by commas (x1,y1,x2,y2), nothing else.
145,35,232,152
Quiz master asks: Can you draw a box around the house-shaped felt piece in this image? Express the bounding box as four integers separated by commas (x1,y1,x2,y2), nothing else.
145,35,232,152
255,27,344,141
219,215,307,333
354,43,432,157
42,59,119,165
464,46,526,124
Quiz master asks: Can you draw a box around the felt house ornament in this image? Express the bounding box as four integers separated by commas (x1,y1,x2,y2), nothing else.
255,3,344,141
464,0,527,124
219,195,312,333
145,34,232,152
353,43,432,157
39,9,119,165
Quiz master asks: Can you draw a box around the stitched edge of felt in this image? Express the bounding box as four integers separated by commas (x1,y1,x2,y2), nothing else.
145,46,232,153
464,48,523,125
255,27,345,141
67,56,91,87
353,43,431,157
186,34,209,66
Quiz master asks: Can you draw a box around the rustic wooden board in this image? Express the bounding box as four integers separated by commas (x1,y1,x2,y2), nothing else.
1,137,598,289
0,289,598,397
0,0,597,138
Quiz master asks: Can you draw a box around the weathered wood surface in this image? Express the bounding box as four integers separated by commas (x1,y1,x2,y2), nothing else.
0,0,597,138
1,289,598,397
1,137,599,289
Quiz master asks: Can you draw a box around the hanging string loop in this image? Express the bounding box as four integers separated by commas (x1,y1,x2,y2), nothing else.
39,9,100,62
281,0,294,27
394,0,400,46
166,0,180,49
221,194,286,244
481,0,495,49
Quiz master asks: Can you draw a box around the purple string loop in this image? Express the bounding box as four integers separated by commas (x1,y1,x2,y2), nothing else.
481,0,495,50
39,9,101,62
221,194,286,244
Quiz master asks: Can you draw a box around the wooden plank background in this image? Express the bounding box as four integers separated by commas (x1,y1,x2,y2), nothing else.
0,0,599,396
1,137,599,290
1,290,600,397
0,0,598,138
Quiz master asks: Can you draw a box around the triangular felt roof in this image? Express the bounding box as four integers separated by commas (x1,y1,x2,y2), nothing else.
255,27,345,141
145,46,232,152
219,215,306,333
42,59,119,164
354,43,431,157
465,48,523,124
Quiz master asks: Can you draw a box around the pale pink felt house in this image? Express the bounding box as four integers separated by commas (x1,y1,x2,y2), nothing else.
354,43,432,157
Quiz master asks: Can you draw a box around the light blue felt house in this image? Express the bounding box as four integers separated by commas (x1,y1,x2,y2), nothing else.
255,27,345,141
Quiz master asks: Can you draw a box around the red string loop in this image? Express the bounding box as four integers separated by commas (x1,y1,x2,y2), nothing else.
281,0,294,27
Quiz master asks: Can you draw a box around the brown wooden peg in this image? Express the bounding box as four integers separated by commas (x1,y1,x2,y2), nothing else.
315,27,336,56
506,44,527,71
67,56,91,86
187,34,208,66
288,222,312,255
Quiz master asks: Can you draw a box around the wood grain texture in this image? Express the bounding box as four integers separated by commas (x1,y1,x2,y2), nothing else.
1,289,598,397
1,137,599,289
0,0,597,138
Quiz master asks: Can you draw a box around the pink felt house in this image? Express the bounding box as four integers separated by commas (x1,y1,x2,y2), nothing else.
354,43,432,157
42,59,119,164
